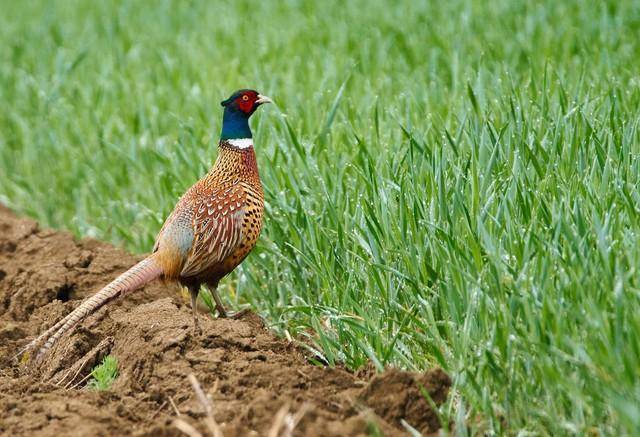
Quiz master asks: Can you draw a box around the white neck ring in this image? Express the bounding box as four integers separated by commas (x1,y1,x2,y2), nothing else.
227,138,253,149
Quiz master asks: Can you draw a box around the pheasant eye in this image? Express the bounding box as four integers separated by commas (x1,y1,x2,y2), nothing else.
242,95,249,101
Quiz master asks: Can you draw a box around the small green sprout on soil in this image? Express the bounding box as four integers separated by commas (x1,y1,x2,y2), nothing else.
87,355,118,391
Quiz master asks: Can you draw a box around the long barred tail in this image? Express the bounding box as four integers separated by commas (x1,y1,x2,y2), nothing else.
18,256,163,362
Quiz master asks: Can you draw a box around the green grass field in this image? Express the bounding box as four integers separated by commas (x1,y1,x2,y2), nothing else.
2,0,640,433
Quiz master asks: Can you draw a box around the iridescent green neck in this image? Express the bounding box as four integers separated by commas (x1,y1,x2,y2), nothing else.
220,107,252,140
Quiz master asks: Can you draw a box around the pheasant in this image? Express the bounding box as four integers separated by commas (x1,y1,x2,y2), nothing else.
20,89,271,362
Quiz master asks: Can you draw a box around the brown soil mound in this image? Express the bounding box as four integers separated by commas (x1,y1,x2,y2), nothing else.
0,205,450,436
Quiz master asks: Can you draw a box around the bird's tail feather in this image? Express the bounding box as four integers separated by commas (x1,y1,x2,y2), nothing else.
17,256,163,362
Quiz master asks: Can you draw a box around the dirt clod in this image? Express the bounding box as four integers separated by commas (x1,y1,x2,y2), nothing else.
359,368,451,434
0,205,450,436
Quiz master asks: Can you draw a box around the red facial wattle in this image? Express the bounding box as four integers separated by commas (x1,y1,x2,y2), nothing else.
238,96,255,113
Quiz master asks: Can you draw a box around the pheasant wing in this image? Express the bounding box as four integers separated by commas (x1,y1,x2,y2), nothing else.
180,183,246,278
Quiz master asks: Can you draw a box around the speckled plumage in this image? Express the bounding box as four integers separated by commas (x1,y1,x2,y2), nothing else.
154,140,264,287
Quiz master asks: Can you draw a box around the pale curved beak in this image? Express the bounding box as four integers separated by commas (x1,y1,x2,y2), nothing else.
256,94,273,105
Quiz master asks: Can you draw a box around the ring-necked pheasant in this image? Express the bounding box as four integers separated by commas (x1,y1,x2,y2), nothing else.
20,89,271,361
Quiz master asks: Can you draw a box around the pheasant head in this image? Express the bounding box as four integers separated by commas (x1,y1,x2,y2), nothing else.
220,89,272,140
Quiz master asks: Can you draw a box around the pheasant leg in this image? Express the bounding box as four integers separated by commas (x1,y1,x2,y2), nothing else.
214,288,250,319
210,285,228,318
188,285,201,335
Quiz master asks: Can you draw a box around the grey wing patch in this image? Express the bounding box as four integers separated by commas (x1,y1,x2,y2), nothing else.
154,208,195,256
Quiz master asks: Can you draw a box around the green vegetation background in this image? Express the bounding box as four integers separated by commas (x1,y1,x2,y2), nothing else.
1,0,639,433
